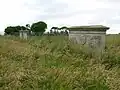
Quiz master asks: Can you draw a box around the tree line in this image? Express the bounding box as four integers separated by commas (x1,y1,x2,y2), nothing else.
4,21,69,36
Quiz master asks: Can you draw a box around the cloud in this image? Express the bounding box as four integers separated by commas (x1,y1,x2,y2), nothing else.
0,0,120,34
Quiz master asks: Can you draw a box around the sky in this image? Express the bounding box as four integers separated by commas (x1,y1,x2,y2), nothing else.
0,0,120,35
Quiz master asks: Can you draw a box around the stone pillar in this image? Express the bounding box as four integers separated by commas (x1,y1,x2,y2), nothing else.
19,30,29,40
19,30,23,39
68,25,110,52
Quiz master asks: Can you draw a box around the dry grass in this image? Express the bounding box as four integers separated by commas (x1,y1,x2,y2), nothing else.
0,35,120,90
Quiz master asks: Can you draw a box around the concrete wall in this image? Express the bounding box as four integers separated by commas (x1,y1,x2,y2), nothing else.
69,30,106,51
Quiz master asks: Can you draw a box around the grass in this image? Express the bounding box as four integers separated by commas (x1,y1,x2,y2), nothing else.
0,35,120,90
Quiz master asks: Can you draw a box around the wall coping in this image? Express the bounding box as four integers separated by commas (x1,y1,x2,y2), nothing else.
68,25,110,31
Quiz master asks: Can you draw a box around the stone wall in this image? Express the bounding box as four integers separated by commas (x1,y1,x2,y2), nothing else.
68,25,110,51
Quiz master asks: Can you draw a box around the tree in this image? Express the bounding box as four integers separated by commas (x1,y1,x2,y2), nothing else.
26,24,31,35
51,27,58,30
26,24,30,30
50,27,59,35
31,21,47,35
4,26,27,35
59,26,68,30
4,26,15,35
59,26,69,35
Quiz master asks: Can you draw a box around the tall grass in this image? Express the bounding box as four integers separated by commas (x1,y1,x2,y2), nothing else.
0,35,120,90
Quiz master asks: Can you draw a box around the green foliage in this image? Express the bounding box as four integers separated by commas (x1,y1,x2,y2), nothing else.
31,21,47,35
0,35,120,90
26,24,30,30
4,26,27,35
51,27,59,29
59,26,68,29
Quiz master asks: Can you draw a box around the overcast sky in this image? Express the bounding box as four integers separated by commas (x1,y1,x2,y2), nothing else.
0,0,120,34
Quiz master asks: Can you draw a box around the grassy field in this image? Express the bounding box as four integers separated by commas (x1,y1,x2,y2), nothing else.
0,35,120,90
